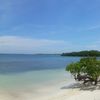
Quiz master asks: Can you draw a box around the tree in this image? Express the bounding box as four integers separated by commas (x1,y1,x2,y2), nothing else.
62,50,100,57
66,57,100,85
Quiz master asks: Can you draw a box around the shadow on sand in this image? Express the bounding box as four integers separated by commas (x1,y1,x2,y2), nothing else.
61,82,100,91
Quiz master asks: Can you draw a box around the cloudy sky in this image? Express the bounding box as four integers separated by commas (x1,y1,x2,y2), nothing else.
0,0,100,54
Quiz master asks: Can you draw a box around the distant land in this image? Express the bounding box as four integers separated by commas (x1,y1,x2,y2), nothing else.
61,50,100,57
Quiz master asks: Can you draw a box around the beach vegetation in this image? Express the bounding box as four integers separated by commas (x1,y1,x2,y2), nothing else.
66,57,100,85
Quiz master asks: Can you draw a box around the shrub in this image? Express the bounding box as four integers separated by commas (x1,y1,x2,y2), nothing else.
66,57,100,85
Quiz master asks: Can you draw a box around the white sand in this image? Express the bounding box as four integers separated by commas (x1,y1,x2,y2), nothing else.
68,90,100,100
0,81,100,100
48,82,100,100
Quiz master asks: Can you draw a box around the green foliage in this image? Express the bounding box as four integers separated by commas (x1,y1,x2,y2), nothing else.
62,50,100,57
66,62,81,79
66,57,100,85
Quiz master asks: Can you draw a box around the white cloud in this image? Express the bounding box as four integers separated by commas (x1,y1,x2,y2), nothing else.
0,36,70,54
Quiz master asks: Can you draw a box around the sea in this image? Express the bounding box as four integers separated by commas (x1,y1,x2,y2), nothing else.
0,54,80,100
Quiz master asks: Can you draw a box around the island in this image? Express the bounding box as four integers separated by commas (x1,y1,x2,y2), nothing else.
61,50,100,57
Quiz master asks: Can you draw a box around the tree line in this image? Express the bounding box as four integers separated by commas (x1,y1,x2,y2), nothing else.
62,50,100,57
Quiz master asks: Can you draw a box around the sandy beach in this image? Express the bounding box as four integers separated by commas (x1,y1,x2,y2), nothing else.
49,82,100,100
0,80,100,100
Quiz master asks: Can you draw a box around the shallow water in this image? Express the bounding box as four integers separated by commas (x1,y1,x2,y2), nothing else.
0,54,80,89
0,69,70,90
0,54,79,99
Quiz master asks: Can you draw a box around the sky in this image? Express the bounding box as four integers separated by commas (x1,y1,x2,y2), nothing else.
0,0,100,54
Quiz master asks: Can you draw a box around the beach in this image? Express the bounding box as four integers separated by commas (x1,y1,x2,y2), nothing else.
0,73,99,100
0,69,75,100
0,55,100,100
0,79,100,100
0,0,100,99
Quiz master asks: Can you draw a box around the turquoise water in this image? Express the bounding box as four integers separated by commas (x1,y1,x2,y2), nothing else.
0,69,66,89
0,54,80,96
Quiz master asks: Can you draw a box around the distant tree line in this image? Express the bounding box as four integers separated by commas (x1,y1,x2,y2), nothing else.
61,50,100,57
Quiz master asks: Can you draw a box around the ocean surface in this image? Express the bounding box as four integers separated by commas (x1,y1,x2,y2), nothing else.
0,54,80,73
0,54,80,99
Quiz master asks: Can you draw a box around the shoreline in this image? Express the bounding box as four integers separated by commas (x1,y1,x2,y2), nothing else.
0,70,99,100
0,80,100,100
